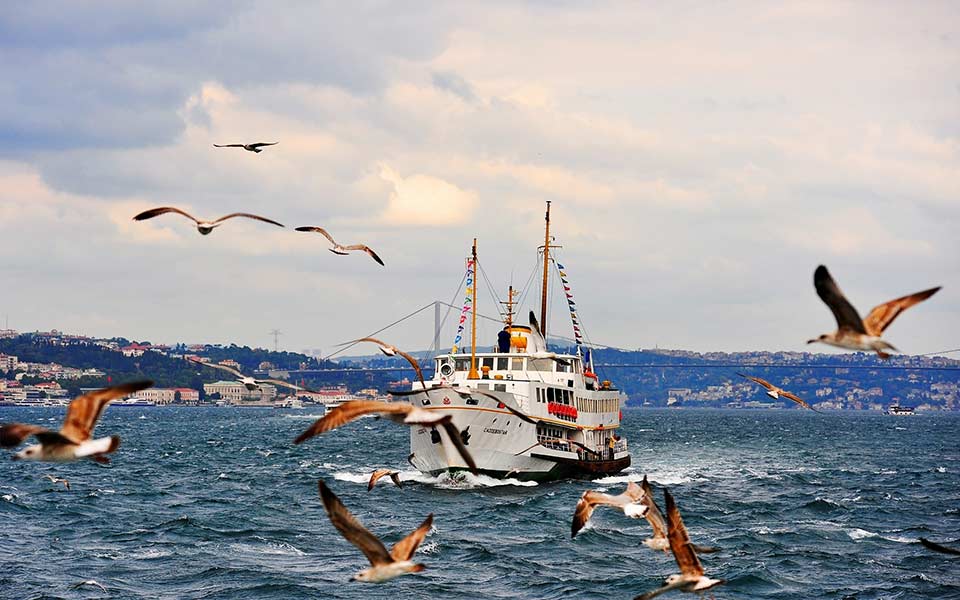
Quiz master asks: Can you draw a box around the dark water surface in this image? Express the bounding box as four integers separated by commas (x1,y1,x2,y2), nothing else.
1,407,958,599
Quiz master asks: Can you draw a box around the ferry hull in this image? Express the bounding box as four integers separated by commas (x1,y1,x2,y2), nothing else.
407,390,629,482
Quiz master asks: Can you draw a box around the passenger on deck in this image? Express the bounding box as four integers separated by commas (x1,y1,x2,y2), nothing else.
607,436,616,460
497,326,511,353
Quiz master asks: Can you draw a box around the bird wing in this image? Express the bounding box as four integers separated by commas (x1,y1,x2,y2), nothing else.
191,358,244,378
465,390,537,424
341,244,385,266
640,476,668,540
260,378,312,392
394,349,425,387
389,472,403,489
389,513,433,562
60,381,153,443
317,480,393,566
213,144,245,148
294,401,410,444
571,492,599,538
664,488,704,578
737,372,774,391
814,265,866,334
920,537,960,556
294,226,338,245
367,468,392,491
439,420,479,475
132,206,199,224
862,286,941,336
633,580,687,600
624,480,645,503
0,424,54,448
211,213,284,228
248,142,278,148
781,391,819,412
572,491,619,537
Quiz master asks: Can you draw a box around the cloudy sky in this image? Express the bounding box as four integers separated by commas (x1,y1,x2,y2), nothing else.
2,1,958,357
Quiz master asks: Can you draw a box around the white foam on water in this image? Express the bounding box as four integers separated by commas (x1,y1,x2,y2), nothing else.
399,471,537,489
847,528,878,540
131,548,172,560
417,541,441,555
282,414,326,420
333,471,373,484
936,466,946,473
2,493,16,502
231,540,305,556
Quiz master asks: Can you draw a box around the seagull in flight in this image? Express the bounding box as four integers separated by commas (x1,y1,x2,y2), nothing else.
293,400,479,476
43,474,71,491
213,141,278,153
318,480,433,583
367,469,403,491
388,387,536,425
571,480,647,538
133,207,284,235
189,358,311,393
638,476,719,554
1,381,153,463
295,227,385,266
347,338,425,387
809,265,940,359
634,489,725,600
737,373,821,412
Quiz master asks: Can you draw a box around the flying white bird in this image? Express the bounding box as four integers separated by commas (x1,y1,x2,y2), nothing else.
571,480,647,538
133,206,284,235
638,476,719,554
634,489,725,600
318,480,433,583
737,373,821,412
295,226,385,266
1,381,153,463
367,469,403,491
189,358,309,392
809,265,940,359
294,400,479,476
213,141,278,153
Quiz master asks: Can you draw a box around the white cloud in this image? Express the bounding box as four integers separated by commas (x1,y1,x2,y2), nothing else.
378,164,476,227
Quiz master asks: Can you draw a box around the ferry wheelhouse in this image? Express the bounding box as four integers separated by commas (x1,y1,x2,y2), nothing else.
407,202,630,481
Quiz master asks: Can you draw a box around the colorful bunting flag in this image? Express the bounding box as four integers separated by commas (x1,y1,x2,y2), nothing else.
556,261,583,345
452,258,476,354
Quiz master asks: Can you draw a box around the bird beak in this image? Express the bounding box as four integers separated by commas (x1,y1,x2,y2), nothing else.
806,339,816,344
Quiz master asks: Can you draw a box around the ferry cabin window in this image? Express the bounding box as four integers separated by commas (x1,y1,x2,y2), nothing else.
556,362,572,373
510,358,525,371
454,358,471,372
529,358,554,372
496,357,508,371
494,384,506,392
547,388,555,402
481,357,494,370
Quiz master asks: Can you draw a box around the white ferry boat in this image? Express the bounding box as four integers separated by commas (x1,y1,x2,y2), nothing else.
407,203,630,481
885,404,916,416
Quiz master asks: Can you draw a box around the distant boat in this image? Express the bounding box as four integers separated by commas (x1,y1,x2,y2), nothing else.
113,398,156,407
885,405,915,416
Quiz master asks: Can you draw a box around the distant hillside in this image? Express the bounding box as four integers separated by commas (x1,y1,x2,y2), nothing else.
0,334,332,397
3,333,957,410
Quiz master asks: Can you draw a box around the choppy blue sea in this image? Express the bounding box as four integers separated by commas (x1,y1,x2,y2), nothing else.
1,407,958,599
